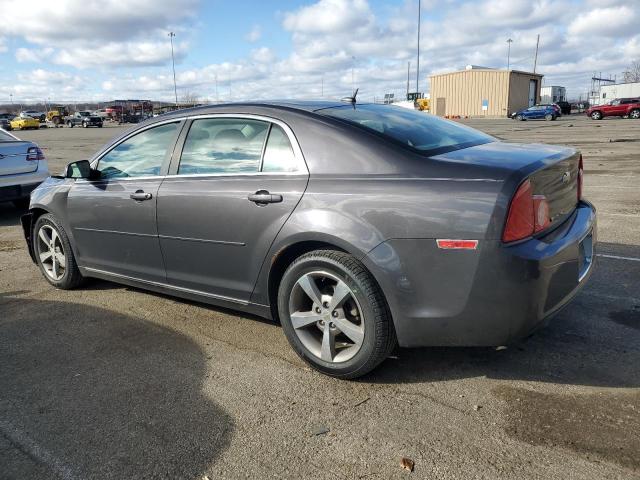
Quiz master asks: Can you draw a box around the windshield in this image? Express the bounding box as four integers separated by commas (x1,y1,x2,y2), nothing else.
318,104,493,154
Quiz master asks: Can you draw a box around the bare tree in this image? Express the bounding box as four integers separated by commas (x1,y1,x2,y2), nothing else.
181,91,200,106
622,60,640,83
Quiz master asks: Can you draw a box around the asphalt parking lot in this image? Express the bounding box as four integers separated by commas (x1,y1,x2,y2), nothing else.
1,115,639,479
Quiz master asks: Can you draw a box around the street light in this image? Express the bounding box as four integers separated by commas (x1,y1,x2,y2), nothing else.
168,32,178,105
507,38,513,70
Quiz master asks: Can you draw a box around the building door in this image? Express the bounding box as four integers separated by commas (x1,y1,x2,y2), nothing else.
436,97,446,116
528,80,538,107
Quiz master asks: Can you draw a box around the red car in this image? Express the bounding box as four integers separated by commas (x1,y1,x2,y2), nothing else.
586,98,640,120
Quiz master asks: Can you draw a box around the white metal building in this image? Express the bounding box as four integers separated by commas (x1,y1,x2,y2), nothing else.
541,86,566,103
592,82,640,105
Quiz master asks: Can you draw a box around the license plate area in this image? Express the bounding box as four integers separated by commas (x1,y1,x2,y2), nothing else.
578,231,593,282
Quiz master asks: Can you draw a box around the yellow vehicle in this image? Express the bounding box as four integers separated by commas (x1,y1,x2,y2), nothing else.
46,105,70,125
10,116,40,130
415,98,430,111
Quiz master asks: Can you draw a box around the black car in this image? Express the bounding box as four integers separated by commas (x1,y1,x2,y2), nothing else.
66,111,103,128
0,113,13,131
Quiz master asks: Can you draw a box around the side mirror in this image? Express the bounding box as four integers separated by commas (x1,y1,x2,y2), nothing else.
65,160,96,179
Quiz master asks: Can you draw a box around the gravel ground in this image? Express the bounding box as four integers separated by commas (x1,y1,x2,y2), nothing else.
1,115,639,479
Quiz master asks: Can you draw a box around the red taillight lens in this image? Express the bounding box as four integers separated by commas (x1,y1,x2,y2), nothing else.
26,146,45,161
577,154,583,201
503,180,534,242
502,180,551,243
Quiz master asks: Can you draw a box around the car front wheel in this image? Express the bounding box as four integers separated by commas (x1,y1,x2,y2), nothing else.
277,250,396,379
516,114,524,121
591,111,602,120
33,213,84,289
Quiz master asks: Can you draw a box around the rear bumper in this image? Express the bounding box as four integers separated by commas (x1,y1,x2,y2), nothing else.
363,201,597,347
0,164,49,201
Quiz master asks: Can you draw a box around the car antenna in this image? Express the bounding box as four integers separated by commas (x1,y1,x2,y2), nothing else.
341,88,359,105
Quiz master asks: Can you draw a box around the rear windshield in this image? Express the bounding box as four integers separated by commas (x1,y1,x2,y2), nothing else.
318,104,493,154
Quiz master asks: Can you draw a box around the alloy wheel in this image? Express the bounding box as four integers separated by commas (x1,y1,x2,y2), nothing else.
37,225,66,281
288,271,365,363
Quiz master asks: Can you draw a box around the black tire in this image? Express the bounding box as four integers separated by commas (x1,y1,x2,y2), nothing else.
11,198,29,209
630,109,640,120
33,213,84,290
591,111,602,120
545,113,553,121
82,121,87,128
277,249,396,379
516,114,524,121
67,121,73,128
98,123,103,128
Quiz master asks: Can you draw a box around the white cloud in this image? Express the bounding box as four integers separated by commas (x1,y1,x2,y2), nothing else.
245,25,262,43
0,37,7,53
568,6,637,38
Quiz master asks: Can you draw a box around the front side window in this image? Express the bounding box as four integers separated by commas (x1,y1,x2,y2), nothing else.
178,118,269,175
262,124,300,173
98,122,179,179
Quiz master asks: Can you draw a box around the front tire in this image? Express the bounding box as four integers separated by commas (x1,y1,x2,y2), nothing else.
591,111,602,120
277,250,396,379
515,114,524,121
33,213,84,289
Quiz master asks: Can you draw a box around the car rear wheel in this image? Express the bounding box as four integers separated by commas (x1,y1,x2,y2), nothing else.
67,121,73,128
545,113,553,121
630,109,640,119
82,121,87,128
277,250,396,379
33,213,84,289
591,111,602,120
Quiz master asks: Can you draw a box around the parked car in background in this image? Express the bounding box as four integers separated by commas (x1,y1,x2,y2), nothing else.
586,98,640,120
10,115,41,130
21,110,46,122
512,104,558,121
92,109,109,119
21,101,595,378
66,111,103,128
0,128,49,208
556,101,572,115
0,113,14,131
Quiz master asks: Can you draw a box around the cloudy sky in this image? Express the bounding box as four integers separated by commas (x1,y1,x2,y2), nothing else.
0,0,637,104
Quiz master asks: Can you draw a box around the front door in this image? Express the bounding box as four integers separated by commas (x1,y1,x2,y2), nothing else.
157,116,308,302
528,79,538,107
67,121,183,282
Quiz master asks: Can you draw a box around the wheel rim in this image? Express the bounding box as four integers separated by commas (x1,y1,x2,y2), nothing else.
37,225,66,281
288,271,365,363
632,111,640,119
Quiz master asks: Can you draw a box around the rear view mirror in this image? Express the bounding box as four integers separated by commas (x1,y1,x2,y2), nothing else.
65,160,94,179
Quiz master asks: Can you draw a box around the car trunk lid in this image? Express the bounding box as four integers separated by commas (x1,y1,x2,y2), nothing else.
0,142,39,176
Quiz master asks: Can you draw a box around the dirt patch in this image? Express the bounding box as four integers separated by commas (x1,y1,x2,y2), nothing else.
494,385,640,470
0,240,21,252
609,307,640,330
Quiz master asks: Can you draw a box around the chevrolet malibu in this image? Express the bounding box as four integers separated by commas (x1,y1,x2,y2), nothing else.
21,101,596,378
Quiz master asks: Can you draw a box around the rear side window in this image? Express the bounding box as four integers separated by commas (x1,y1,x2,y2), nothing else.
178,118,269,175
98,122,179,179
262,125,300,173
319,104,493,154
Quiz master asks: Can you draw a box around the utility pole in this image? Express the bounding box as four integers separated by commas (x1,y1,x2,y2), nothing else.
507,38,513,70
168,32,178,105
407,61,410,98
416,0,421,93
533,34,540,73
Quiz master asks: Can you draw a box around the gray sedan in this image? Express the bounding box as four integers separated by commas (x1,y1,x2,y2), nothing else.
0,128,49,208
21,101,596,378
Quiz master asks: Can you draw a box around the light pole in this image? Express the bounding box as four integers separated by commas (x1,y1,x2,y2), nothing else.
507,38,513,70
168,32,178,105
416,0,421,93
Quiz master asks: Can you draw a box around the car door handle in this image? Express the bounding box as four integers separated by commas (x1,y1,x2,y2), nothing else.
248,190,283,205
130,190,153,201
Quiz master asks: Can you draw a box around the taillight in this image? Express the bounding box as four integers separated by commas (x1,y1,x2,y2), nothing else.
502,179,550,243
26,146,45,161
577,154,583,201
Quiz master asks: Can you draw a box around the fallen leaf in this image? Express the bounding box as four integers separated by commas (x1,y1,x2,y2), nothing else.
400,457,414,472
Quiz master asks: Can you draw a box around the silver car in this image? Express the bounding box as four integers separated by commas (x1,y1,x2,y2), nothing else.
0,128,49,208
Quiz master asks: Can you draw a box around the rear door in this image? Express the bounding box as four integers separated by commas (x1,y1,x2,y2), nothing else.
157,115,308,302
0,132,38,176
67,120,183,282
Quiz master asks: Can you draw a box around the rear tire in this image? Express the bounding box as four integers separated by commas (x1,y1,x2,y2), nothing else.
630,109,640,119
545,113,553,121
67,121,73,128
591,111,602,120
33,213,84,290
277,250,396,379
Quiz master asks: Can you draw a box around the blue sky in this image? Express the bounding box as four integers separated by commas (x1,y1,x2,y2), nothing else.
0,0,638,104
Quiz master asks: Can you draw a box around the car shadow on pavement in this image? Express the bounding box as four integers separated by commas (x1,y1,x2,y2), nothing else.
368,241,640,388
0,296,233,479
0,203,25,227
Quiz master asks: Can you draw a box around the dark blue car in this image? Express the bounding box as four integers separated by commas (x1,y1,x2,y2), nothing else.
512,105,558,121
